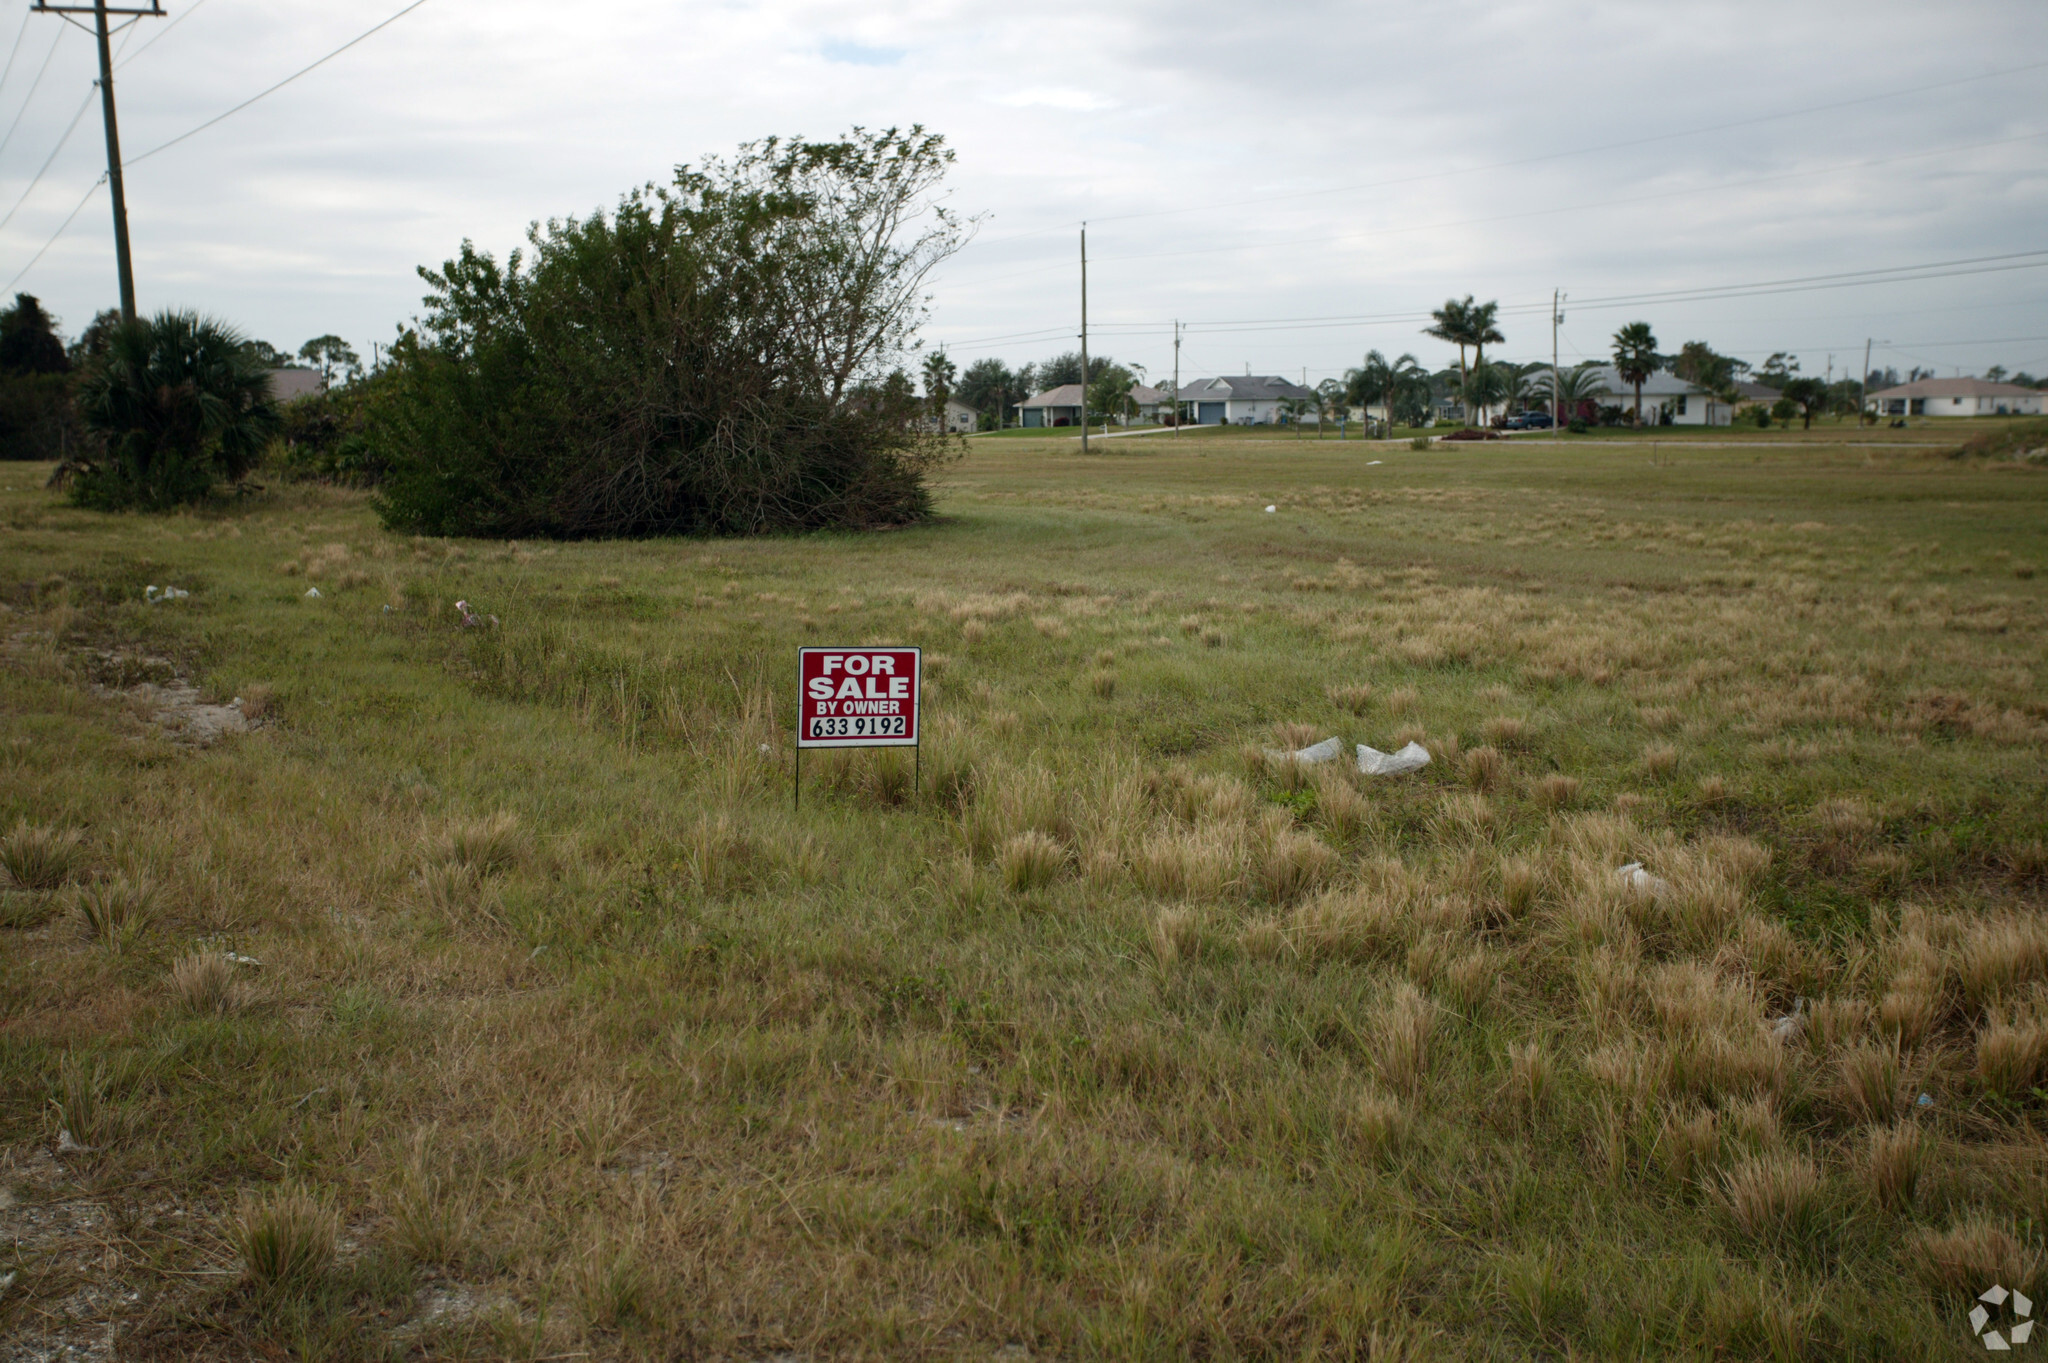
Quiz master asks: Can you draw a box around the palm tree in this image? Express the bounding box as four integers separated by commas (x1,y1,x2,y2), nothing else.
1467,300,1505,389
921,349,957,431
69,311,279,509
1611,321,1660,425
1424,298,1475,422
1462,363,1507,426
1536,363,1610,426
1424,297,1504,425
1346,350,1426,436
1492,361,1533,423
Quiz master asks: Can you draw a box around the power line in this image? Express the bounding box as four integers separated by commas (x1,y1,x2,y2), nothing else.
0,11,34,109
115,0,207,69
128,0,434,166
950,128,2048,293
0,24,66,169
1,172,99,294
970,58,2048,247
0,85,94,237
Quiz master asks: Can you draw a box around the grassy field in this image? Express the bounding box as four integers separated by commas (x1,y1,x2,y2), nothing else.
2,430,2046,1360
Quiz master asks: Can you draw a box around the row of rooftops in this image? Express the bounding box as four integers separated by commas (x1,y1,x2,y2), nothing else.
1019,374,1316,409
1011,370,2040,410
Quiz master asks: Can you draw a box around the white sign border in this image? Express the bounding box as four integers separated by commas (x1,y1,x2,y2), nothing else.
796,646,922,749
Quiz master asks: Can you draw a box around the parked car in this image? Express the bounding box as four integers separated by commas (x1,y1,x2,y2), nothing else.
1501,411,1554,430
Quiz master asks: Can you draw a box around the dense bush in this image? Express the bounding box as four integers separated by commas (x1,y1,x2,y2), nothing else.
0,293,78,460
269,384,385,485
369,127,966,539
63,311,278,509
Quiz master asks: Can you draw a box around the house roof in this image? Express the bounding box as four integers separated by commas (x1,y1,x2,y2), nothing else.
1130,384,1168,405
1867,377,2039,399
1019,384,1085,408
1176,375,1316,402
1730,380,1781,401
266,367,324,403
1581,365,1709,399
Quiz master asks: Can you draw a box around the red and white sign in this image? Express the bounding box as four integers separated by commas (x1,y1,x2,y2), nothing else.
797,647,921,748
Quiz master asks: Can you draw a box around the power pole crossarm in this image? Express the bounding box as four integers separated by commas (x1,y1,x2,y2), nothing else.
34,1,164,322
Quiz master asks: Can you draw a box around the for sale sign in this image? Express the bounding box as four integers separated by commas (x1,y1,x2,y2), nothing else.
797,647,921,748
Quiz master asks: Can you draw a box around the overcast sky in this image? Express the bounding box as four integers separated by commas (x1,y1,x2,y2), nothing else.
0,0,2040,385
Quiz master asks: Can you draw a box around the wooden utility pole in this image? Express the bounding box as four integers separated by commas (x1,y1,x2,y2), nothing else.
1172,319,1181,437
1079,224,1089,451
34,1,164,322
1551,289,1564,439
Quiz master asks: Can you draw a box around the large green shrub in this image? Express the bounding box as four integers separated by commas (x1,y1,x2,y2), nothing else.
368,127,964,539
65,311,278,509
0,293,78,460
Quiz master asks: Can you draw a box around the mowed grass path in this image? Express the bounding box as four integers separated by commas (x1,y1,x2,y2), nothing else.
1,437,2045,1360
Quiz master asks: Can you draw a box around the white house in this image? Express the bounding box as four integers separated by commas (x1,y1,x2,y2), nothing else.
1580,365,1730,426
917,398,977,434
1865,377,2043,418
1175,374,1316,425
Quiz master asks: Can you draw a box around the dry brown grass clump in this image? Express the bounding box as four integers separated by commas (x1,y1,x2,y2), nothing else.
1858,1124,1925,1211
1974,1013,2048,1097
238,683,274,721
167,952,243,1014
1506,1040,1553,1121
1642,744,1679,779
1313,771,1371,844
72,876,157,948
1000,830,1065,892
2,822,84,891
437,811,525,874
230,1184,339,1288
1694,774,1728,805
1912,1221,2041,1299
1658,1106,1721,1184
1148,906,1199,971
1716,1152,1824,1244
1835,1039,1904,1124
1134,827,1236,900
1369,982,1435,1095
1327,684,1373,715
1347,1087,1410,1161
1464,745,1504,792
1257,825,1336,902
1956,920,2048,1010
1536,774,1581,810
1481,715,1529,748
1383,686,1418,716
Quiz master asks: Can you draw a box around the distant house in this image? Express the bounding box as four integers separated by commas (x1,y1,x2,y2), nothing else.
1865,377,2043,418
1017,384,1085,428
1175,374,1315,425
266,367,324,403
1729,380,1781,413
918,398,977,434
1581,365,1730,426
1129,384,1170,423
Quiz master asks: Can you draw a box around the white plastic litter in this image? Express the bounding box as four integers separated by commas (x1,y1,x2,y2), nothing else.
1357,741,1431,776
1263,735,1344,764
55,1129,93,1155
1916,1092,1934,1108
0,1270,15,1295
1264,505,1277,513
1770,997,1806,1045
1367,460,1383,466
144,584,190,603
1616,862,1671,897
304,587,322,599
454,599,499,628
224,952,262,968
